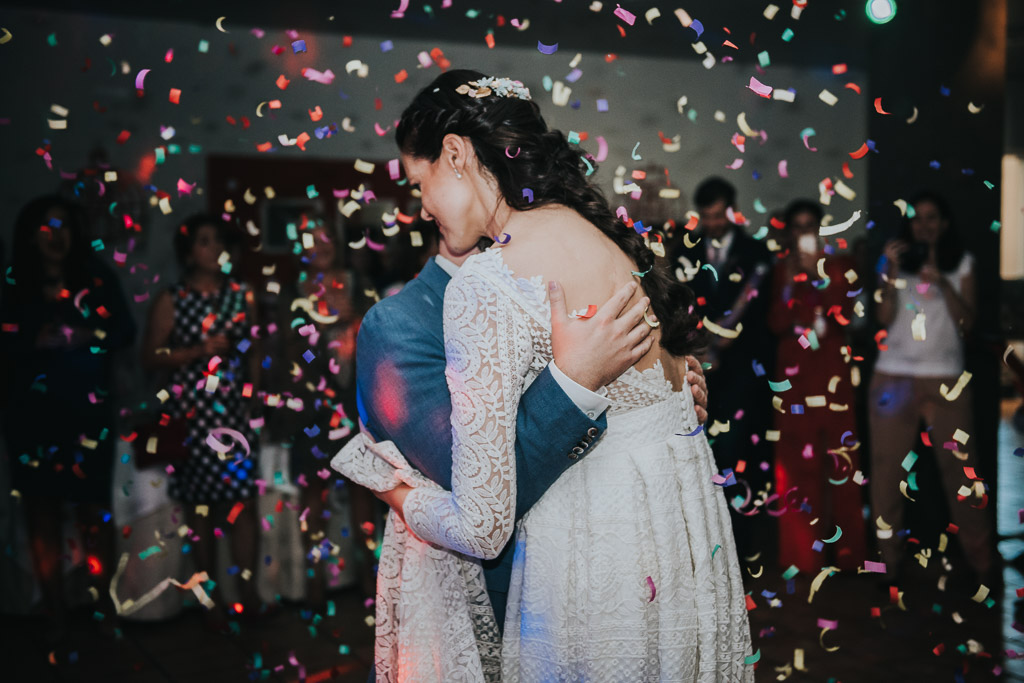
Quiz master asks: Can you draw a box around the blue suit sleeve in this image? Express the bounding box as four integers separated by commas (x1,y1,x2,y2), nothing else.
356,298,608,518
355,302,454,489
513,366,606,520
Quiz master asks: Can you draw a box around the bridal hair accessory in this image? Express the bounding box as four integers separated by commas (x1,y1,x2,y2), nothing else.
456,77,532,101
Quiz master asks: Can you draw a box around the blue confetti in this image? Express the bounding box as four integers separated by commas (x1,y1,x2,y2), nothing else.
380,40,394,52
292,40,307,54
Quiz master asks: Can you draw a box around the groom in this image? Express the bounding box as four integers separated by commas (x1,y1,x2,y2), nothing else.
355,228,708,632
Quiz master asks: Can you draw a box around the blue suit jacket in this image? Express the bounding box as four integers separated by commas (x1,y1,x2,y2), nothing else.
355,257,606,628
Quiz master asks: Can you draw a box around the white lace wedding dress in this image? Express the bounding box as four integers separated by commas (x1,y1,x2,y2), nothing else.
396,247,754,681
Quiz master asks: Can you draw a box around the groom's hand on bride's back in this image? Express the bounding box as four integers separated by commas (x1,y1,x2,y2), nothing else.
685,355,708,426
548,280,654,392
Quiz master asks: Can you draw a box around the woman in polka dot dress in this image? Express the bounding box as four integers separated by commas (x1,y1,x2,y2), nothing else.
141,213,262,627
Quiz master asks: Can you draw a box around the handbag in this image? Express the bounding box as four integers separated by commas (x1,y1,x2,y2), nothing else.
133,414,190,468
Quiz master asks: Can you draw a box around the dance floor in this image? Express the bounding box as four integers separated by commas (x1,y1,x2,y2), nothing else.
3,401,1022,682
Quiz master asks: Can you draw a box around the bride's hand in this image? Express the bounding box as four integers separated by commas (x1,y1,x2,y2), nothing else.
548,280,654,391
684,355,708,425
375,484,413,524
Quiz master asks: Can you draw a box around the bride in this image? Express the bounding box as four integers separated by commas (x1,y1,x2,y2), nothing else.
338,69,753,681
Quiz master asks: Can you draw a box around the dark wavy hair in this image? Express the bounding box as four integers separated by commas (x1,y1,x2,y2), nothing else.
7,194,92,306
897,190,965,274
396,69,701,356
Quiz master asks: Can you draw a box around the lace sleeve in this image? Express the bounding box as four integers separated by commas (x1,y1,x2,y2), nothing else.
402,261,531,560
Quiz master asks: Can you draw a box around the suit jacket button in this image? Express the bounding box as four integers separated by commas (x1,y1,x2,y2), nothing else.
586,427,599,438
571,446,585,457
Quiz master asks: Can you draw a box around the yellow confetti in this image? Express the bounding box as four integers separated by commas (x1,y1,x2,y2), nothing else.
354,159,376,174
953,428,969,444
939,371,972,401
702,317,743,339
807,566,839,603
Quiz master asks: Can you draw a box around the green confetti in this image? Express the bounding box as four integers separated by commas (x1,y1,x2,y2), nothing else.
907,471,919,491
306,184,319,199
781,564,800,580
567,130,580,145
138,545,163,560
47,33,57,47
168,144,181,155
338,644,350,655
768,378,792,392
91,239,105,251
757,51,770,67
990,220,1001,232
253,653,262,668
711,543,722,559
465,8,480,18
188,144,202,154
983,180,995,190
781,28,794,42
198,39,209,53
901,450,918,471
155,148,166,164
744,648,761,665
580,155,594,176
327,600,336,617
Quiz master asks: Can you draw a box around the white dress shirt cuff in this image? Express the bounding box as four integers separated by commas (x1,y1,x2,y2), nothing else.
548,361,612,420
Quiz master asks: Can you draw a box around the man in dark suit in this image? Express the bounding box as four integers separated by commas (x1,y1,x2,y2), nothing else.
671,177,775,561
355,229,709,634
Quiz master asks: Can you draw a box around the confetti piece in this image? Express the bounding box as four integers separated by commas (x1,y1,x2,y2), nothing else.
863,560,886,573
768,379,792,392
677,425,704,436
818,89,838,106
573,304,598,319
0,28,11,45
744,648,761,665
215,16,228,33
537,41,559,54
939,371,972,401
747,76,773,98
614,5,637,24
819,209,862,236
522,188,534,202
646,575,656,601
134,68,150,91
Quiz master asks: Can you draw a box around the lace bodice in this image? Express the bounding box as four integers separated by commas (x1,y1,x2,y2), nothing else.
402,248,688,558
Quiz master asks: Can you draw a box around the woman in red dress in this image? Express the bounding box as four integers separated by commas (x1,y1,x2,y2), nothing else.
767,200,867,572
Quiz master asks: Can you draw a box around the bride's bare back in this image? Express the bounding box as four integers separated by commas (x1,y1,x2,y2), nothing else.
497,204,686,392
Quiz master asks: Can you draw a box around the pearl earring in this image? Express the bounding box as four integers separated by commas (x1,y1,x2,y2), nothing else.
453,168,462,179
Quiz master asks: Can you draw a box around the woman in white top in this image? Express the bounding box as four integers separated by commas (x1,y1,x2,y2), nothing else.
869,191,993,585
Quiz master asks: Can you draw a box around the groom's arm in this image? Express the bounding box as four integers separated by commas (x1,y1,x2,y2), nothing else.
356,301,456,489
355,297,608,516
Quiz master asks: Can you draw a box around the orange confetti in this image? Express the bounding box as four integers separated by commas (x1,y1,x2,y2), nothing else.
296,131,311,151
684,215,699,231
575,305,598,319
844,82,862,94
841,162,854,179
275,74,290,90
309,106,323,122
256,141,272,152
832,63,848,75
485,33,495,49
874,97,892,115
169,88,181,104
227,502,245,524
394,69,408,83
875,329,888,351
849,143,869,159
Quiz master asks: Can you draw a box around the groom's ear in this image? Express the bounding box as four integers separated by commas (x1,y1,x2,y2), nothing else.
441,134,471,176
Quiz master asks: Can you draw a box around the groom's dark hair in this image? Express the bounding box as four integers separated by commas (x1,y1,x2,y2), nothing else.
396,69,703,357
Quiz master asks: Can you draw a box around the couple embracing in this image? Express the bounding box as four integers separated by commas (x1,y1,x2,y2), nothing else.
333,69,754,682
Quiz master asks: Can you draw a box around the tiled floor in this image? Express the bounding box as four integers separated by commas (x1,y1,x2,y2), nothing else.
4,402,1022,682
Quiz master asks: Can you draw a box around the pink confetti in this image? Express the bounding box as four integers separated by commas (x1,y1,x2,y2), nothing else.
747,76,773,98
390,0,409,18
614,4,637,25
863,560,887,573
778,160,789,178
817,618,839,630
646,575,656,601
725,158,744,169
387,158,400,179
134,68,150,91
595,136,609,162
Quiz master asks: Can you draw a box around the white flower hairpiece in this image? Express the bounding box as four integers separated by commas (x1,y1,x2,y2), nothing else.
456,76,531,101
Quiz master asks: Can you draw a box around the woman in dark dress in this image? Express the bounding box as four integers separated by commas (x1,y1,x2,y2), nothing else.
140,214,262,628
1,195,136,638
